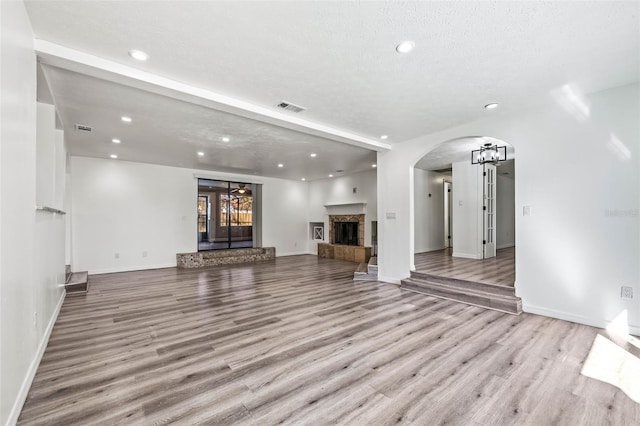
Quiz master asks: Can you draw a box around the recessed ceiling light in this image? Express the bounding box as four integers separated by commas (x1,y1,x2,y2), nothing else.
277,163,284,168
197,151,204,156
329,174,334,178
301,178,306,181
128,49,148,61
484,103,499,110
310,153,317,158
221,137,230,142
380,135,388,140
372,164,377,168
121,116,132,123
396,41,415,53
112,138,121,144
110,154,118,159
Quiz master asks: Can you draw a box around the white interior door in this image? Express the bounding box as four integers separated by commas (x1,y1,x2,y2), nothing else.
483,164,497,258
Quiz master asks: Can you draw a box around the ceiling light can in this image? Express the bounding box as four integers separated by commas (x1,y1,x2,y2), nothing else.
396,41,415,53
128,49,149,61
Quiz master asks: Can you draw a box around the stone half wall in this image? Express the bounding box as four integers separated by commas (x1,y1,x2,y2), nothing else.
328,214,365,246
177,247,276,268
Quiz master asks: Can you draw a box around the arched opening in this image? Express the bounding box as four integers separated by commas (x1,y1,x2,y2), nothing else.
406,136,519,312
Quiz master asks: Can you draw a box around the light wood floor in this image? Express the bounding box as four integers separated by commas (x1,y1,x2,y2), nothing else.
414,247,516,287
19,255,639,425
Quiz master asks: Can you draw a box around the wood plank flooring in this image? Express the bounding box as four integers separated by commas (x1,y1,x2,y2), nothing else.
18,255,639,425
414,247,515,287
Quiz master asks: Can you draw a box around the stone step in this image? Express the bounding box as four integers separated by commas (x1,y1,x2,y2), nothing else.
66,271,89,295
400,277,522,315
409,270,515,297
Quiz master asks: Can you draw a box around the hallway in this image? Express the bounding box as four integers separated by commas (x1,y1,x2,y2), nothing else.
414,247,515,287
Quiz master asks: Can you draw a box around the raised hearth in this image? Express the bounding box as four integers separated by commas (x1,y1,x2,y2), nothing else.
318,243,371,264
177,247,275,268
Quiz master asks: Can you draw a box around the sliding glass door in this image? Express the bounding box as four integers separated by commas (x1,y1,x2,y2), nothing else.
197,179,254,251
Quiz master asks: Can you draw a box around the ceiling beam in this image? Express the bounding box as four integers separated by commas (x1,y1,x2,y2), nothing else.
34,39,392,152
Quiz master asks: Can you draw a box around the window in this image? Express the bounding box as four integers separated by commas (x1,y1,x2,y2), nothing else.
219,194,253,227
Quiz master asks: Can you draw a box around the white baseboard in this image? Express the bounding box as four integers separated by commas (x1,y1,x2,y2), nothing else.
277,251,312,257
523,302,640,337
414,245,446,254
7,289,66,426
452,252,482,260
88,262,176,275
497,243,515,249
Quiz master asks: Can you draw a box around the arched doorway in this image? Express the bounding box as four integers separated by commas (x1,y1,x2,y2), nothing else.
404,136,520,313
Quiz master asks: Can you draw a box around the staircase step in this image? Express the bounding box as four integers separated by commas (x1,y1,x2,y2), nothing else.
65,264,72,284
354,273,378,281
66,271,89,295
410,270,515,297
400,277,521,315
354,263,368,274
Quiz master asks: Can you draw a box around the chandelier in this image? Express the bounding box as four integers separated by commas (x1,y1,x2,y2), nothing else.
471,143,507,165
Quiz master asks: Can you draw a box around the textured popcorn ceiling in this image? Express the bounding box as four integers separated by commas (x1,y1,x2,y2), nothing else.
26,1,639,177
43,66,376,180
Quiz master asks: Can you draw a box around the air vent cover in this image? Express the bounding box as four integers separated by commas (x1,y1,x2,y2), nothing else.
75,124,93,132
277,101,306,113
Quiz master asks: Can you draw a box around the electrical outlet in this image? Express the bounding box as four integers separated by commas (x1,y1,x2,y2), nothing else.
621,286,633,300
114,253,120,259
142,251,148,258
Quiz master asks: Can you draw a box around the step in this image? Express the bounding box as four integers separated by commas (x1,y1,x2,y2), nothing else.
354,263,369,274
65,264,72,284
66,271,88,295
366,257,378,275
353,273,378,282
400,277,521,315
410,270,515,297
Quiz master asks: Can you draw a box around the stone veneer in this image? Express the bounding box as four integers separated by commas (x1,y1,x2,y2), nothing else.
177,247,276,268
329,214,365,246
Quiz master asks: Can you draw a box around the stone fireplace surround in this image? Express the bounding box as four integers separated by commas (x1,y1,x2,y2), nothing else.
328,214,365,246
318,206,370,263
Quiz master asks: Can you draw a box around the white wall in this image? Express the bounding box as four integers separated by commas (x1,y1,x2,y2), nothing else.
307,169,377,254
378,83,640,335
70,157,310,274
1,3,67,423
496,174,515,248
413,169,447,254
451,161,484,259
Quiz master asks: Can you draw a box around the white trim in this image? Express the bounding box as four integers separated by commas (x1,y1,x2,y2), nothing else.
88,262,176,275
34,40,391,152
451,251,483,259
193,172,266,185
7,290,66,426
523,302,640,337
276,251,311,257
497,243,515,249
414,245,446,254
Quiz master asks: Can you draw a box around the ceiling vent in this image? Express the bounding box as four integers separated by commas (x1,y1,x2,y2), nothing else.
277,101,306,113
75,124,93,133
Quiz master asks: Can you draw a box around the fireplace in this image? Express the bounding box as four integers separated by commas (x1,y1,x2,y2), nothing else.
334,222,359,246
328,213,365,246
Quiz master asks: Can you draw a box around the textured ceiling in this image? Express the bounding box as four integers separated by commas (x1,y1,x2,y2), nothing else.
25,1,639,177
43,66,376,180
